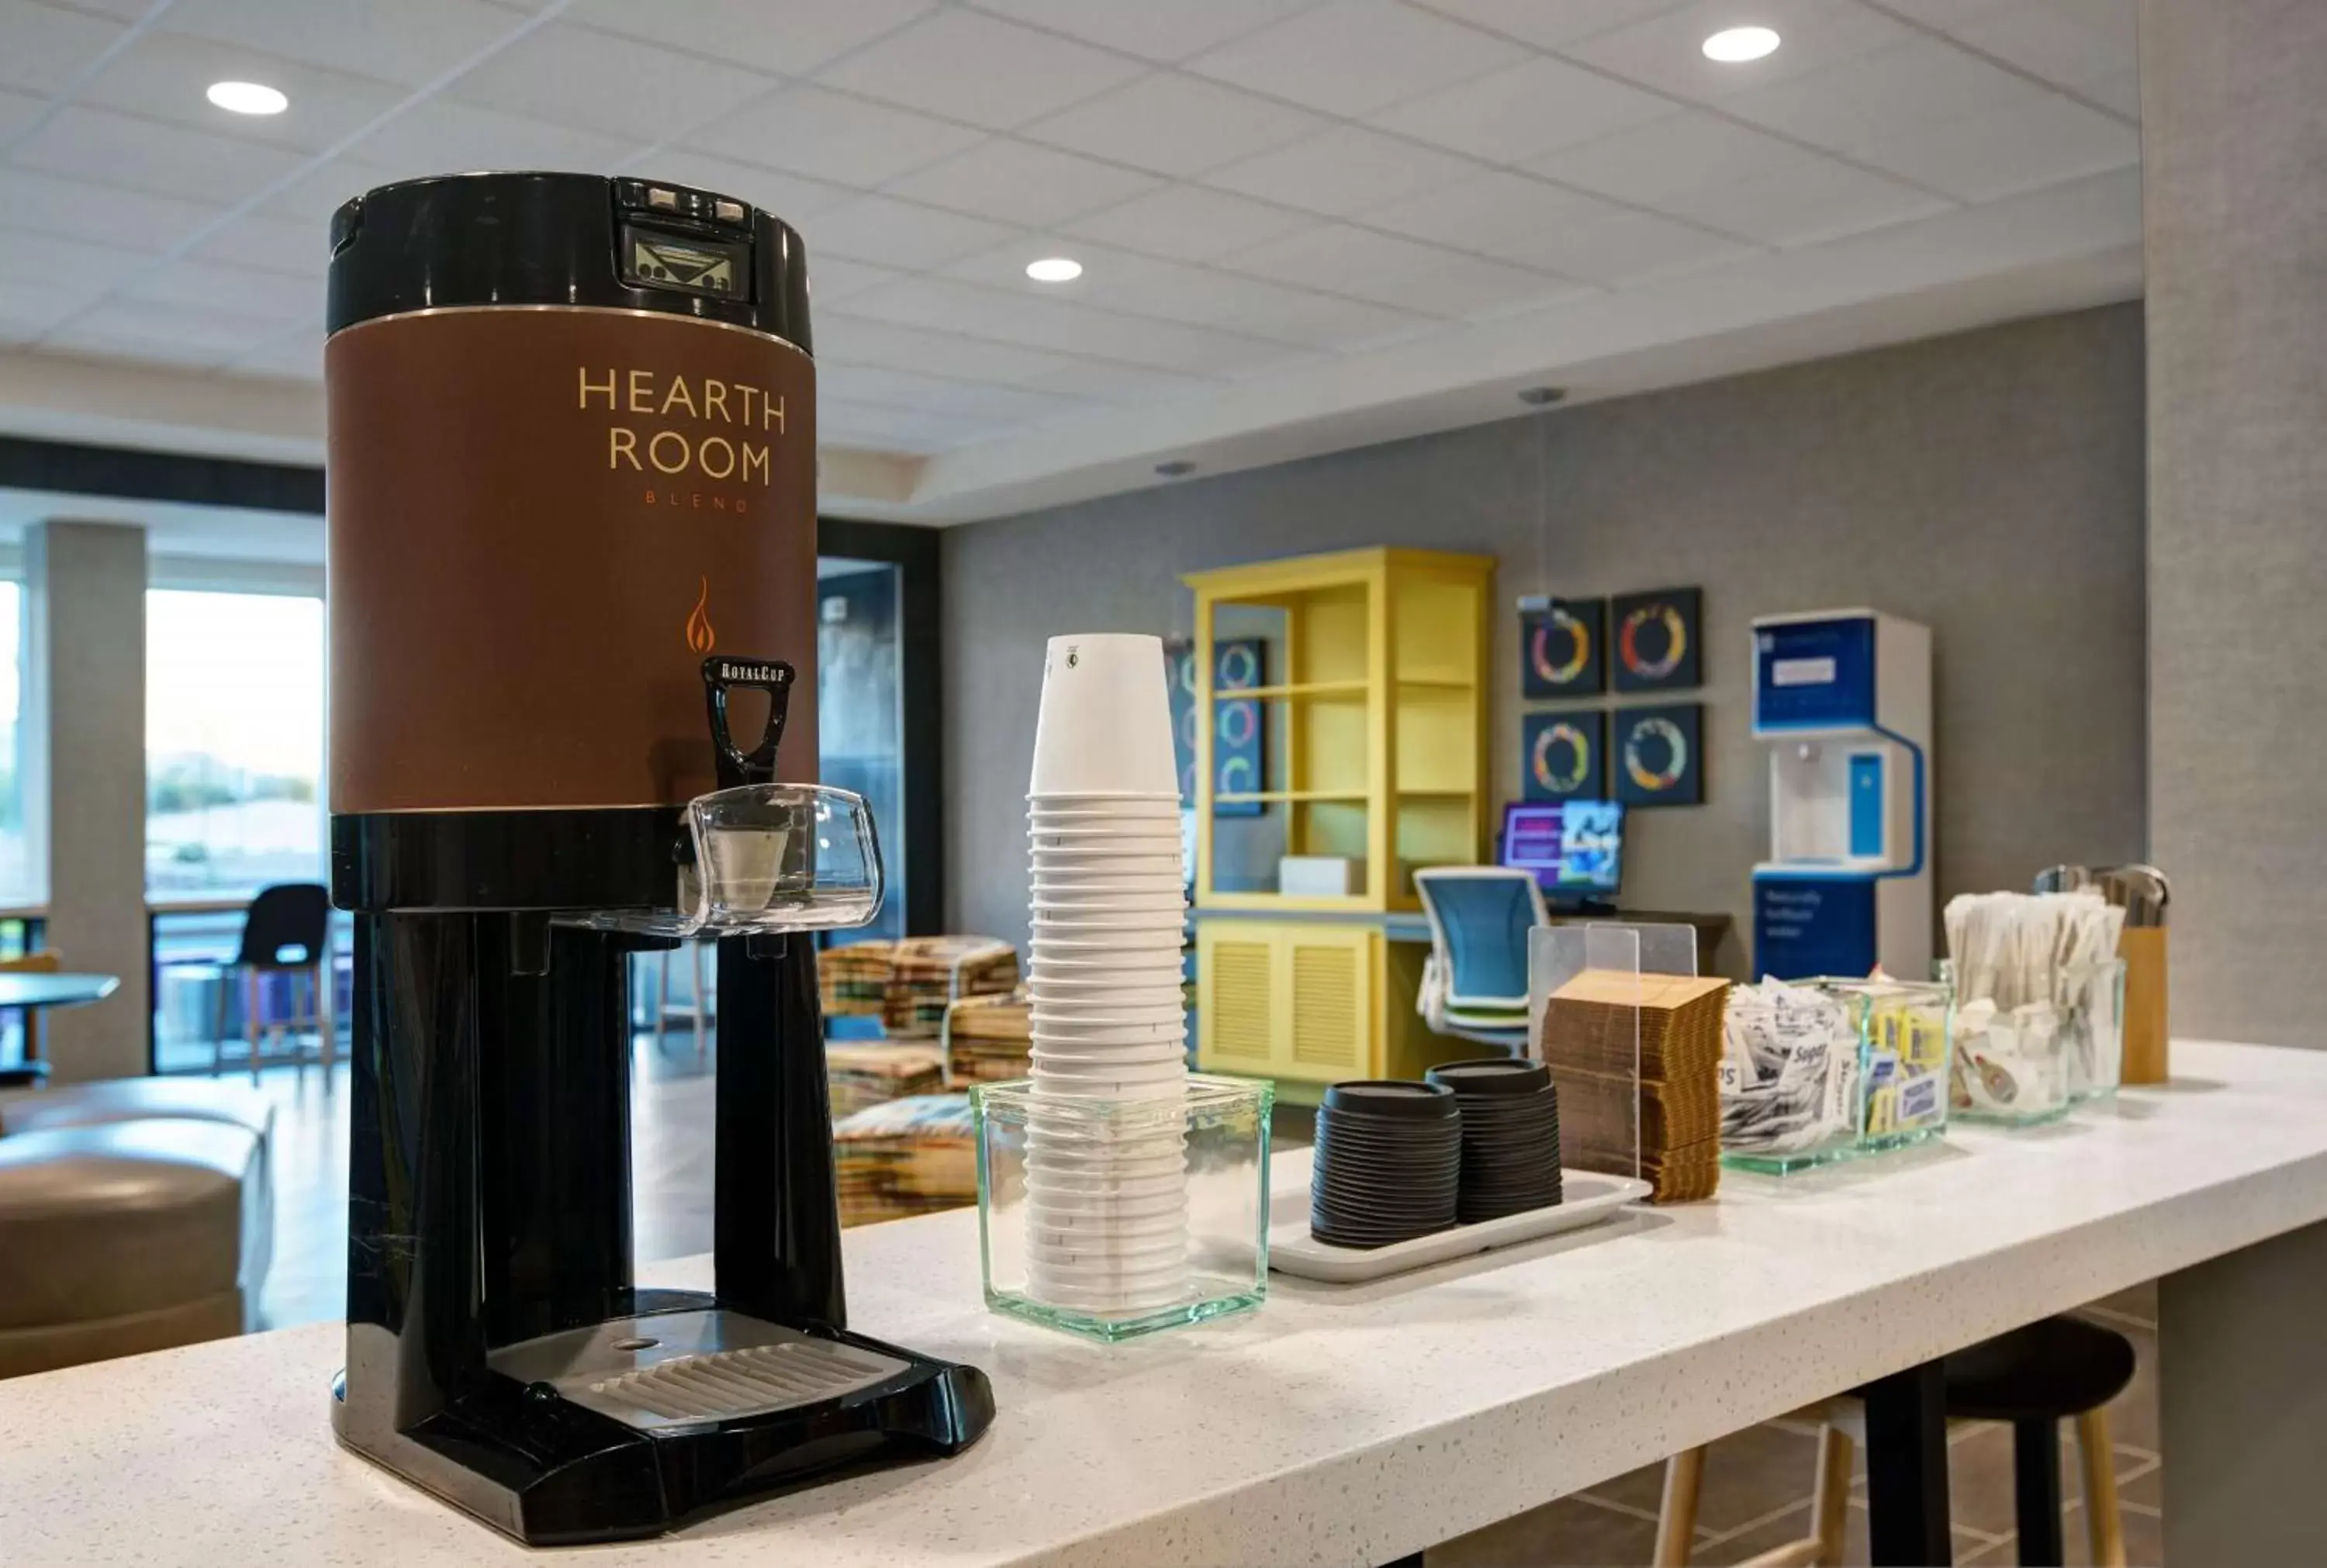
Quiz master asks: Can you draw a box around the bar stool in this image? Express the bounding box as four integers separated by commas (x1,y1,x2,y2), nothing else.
1654,1317,2132,1567
209,884,333,1080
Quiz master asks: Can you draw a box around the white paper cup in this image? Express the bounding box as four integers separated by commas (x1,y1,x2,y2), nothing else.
1029,1261,1191,1296
1027,796,1181,817
1029,928,1186,952
1025,1132,1186,1165
1030,999,1188,1024
1029,819,1184,840
1029,1242,1188,1276
1026,1279,1191,1314
1031,889,1188,912
1032,1070,1188,1098
1031,910,1187,934
1031,1039,1188,1063
1032,1031,1188,1055
1026,984,1187,1010
1029,634,1178,797
1029,955,1185,979
1031,869,1188,892
1029,1188,1188,1222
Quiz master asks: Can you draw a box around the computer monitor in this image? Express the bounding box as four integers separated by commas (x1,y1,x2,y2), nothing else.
1500,800,1623,900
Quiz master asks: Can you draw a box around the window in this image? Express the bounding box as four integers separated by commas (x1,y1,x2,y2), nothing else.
0,579,29,910
818,559,905,944
144,589,326,896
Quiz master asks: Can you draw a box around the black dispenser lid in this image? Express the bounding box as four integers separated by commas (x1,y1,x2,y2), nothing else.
327,171,811,353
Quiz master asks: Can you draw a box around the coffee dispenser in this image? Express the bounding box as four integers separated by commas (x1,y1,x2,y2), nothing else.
323,172,992,1546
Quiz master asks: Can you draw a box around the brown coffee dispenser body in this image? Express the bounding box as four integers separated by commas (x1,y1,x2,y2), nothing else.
323,173,990,1547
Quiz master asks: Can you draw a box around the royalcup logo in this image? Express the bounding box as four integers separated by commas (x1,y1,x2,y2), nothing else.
579,366,783,505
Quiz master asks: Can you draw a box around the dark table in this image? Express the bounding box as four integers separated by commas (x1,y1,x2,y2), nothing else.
0,972,123,1086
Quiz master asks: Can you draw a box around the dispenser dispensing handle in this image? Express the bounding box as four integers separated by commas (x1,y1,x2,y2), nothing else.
702,655,796,789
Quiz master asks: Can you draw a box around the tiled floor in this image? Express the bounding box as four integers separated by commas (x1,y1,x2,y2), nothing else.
245,1061,2163,1565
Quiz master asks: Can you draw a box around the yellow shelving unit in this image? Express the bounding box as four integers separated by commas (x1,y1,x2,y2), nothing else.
1186,547,1494,1090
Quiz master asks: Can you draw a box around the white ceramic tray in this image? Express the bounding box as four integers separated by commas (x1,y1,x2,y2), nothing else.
1266,1169,1651,1284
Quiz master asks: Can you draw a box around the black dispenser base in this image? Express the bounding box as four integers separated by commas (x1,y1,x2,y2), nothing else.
331,1290,994,1547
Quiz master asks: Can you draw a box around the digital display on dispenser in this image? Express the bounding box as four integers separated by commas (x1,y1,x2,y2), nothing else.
1755,617,1876,730
1501,800,1623,895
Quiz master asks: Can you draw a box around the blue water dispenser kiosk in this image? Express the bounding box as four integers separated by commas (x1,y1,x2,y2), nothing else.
1751,610,1932,980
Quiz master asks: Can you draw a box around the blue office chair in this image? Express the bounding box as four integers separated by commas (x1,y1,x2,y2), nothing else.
1413,868,1548,1055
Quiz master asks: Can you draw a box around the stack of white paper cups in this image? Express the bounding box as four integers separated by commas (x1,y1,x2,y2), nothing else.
1024,633,1191,1312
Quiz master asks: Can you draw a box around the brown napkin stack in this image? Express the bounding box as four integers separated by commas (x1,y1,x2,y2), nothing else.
819,941,896,1019
832,1093,979,1227
1537,968,1731,1204
825,1041,947,1119
882,937,1022,1038
943,991,1034,1084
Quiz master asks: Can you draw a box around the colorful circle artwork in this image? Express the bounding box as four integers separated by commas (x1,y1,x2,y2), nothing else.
1216,642,1260,692
1217,702,1257,748
1217,755,1257,795
1624,716,1689,793
1619,602,1688,683
1530,606,1592,687
1531,720,1593,796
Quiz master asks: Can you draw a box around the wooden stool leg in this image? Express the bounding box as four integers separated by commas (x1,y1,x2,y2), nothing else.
1654,1447,1706,1567
2075,1410,2125,1567
213,968,230,1075
2014,1418,2066,1566
1810,1425,1853,1567
244,969,263,1083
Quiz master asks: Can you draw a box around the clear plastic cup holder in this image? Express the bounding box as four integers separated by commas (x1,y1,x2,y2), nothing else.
560,782,883,938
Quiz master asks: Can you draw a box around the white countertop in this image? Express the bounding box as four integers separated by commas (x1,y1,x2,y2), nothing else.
9,1038,2327,1567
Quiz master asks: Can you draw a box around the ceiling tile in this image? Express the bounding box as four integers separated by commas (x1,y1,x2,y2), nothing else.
1188,0,1529,117
1021,356,1219,402
1562,0,1911,103
1945,0,2137,92
2080,68,2140,120
1205,125,1485,217
1061,185,1315,261
821,364,1084,423
560,0,942,78
161,0,533,88
816,11,1146,132
966,0,1323,63
1853,94,2138,202
1219,223,1567,316
942,237,1423,347
123,257,323,323
40,329,243,371
624,151,856,224
883,139,1164,228
82,30,407,154
819,316,1091,386
351,99,634,185
1372,54,1675,163
260,157,401,224
801,194,1022,270
13,105,309,205
444,21,778,145
43,294,281,354
226,326,326,382
840,275,1298,375
1409,0,1696,50
0,278,92,338
1485,207,1749,285
1717,37,2051,161
1020,71,1328,178
1361,171,1616,262
818,397,1006,452
686,85,984,187
1866,0,2018,27
0,83,42,141
0,167,216,253
1652,156,1948,245
0,0,129,95
0,230,147,303
1527,110,1806,205
810,256,911,302
192,212,331,276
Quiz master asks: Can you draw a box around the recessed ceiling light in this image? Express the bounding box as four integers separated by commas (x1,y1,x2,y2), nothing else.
207,80,288,115
1702,26,1779,63
1025,257,1083,283
1154,460,1196,478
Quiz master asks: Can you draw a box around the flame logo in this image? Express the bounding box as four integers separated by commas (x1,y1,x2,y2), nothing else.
685,577,715,654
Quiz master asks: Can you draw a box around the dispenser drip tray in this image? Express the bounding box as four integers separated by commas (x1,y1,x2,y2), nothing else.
488,1309,908,1432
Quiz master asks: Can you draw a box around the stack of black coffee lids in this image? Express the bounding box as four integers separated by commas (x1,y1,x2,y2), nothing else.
1310,1080,1461,1249
1426,1058,1563,1223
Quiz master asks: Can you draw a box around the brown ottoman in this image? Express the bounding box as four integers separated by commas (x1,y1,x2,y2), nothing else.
0,1119,268,1379
0,1077,274,1139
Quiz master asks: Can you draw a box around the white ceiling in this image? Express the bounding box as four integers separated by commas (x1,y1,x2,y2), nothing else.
0,0,2142,523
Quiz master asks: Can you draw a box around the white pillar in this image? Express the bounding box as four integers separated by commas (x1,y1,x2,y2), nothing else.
2143,0,2327,1045
25,520,148,1083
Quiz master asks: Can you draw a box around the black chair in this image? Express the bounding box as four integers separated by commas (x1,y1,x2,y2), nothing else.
209,884,334,1080
1943,1315,2135,1566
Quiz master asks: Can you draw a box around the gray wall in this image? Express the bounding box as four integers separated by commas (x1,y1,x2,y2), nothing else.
2142,0,2327,1048
943,305,2149,975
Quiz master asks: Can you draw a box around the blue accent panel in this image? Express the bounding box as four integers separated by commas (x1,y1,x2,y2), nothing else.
1755,616,1876,731
1848,754,1884,858
1870,723,1925,880
1755,876,1877,980
1419,876,1534,1004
